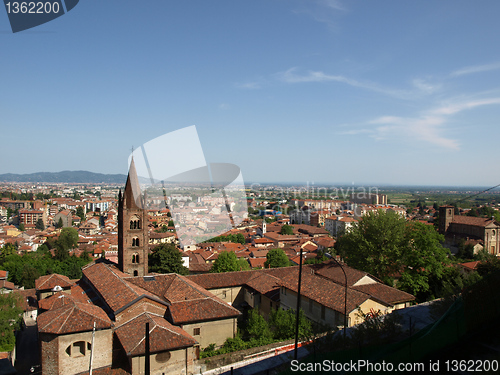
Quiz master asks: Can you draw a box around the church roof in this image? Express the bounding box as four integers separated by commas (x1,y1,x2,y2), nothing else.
82,262,168,314
35,274,74,291
38,302,113,334
451,215,499,228
114,312,196,356
123,157,144,209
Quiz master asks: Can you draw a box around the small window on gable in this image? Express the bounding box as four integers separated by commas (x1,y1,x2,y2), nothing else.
66,341,90,357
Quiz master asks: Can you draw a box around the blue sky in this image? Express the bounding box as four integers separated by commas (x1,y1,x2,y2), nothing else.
1,0,500,187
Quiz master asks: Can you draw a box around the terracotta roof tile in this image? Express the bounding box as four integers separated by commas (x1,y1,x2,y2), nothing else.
35,274,74,291
114,313,196,356
280,270,369,314
352,283,415,305
38,302,113,334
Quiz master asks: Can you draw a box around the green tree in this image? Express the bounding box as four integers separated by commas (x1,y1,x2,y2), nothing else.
397,222,450,298
237,258,250,271
56,217,64,228
19,264,41,289
244,309,273,344
264,248,290,268
0,243,17,260
35,218,45,231
280,224,294,235
0,293,22,352
18,223,25,232
210,251,240,273
57,227,79,250
149,243,189,275
269,308,312,340
76,206,85,221
336,210,450,299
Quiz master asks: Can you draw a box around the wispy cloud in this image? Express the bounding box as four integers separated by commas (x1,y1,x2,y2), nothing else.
411,78,441,94
277,67,414,98
235,81,262,90
451,62,500,77
342,97,500,150
219,103,230,110
292,0,347,28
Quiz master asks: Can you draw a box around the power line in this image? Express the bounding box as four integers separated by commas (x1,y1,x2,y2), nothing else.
453,183,500,205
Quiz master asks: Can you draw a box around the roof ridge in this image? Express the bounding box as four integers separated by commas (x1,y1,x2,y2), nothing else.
128,313,154,355
58,305,76,334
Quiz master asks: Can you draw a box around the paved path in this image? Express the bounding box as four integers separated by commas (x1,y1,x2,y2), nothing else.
15,317,40,375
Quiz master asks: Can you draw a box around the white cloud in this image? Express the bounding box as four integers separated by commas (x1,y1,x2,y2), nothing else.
412,78,441,94
451,62,500,77
344,97,500,151
219,103,230,110
277,67,411,98
236,81,262,90
292,0,347,28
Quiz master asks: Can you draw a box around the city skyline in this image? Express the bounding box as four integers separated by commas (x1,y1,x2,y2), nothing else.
2,1,500,186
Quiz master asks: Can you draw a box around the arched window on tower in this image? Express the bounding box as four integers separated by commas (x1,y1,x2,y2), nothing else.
130,216,141,230
132,237,139,247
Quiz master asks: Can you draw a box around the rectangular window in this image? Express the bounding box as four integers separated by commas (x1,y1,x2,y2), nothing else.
193,328,201,336
222,290,227,298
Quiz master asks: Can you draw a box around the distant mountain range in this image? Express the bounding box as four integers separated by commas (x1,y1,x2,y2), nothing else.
0,171,127,184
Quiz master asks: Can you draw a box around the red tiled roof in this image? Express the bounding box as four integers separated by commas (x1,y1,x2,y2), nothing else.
114,313,196,356
83,262,165,313
168,297,240,324
38,291,77,311
248,258,267,269
280,270,369,314
37,302,113,334
35,274,74,291
352,283,415,305
451,216,498,228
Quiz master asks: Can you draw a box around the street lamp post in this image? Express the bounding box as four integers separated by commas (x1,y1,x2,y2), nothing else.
293,246,304,360
331,257,348,341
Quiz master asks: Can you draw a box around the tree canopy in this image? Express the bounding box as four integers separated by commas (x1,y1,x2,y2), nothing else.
210,251,249,273
149,243,189,275
336,210,450,300
0,293,22,351
280,224,294,235
264,248,290,268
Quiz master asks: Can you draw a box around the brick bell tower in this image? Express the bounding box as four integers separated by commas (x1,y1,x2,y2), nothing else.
118,157,149,277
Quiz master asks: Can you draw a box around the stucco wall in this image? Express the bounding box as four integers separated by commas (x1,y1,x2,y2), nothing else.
131,347,195,375
183,318,237,349
207,286,243,306
57,329,112,375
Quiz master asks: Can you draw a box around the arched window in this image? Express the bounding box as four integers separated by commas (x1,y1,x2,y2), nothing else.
130,216,141,230
134,270,138,276
136,254,139,263
132,237,139,247
132,254,136,263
